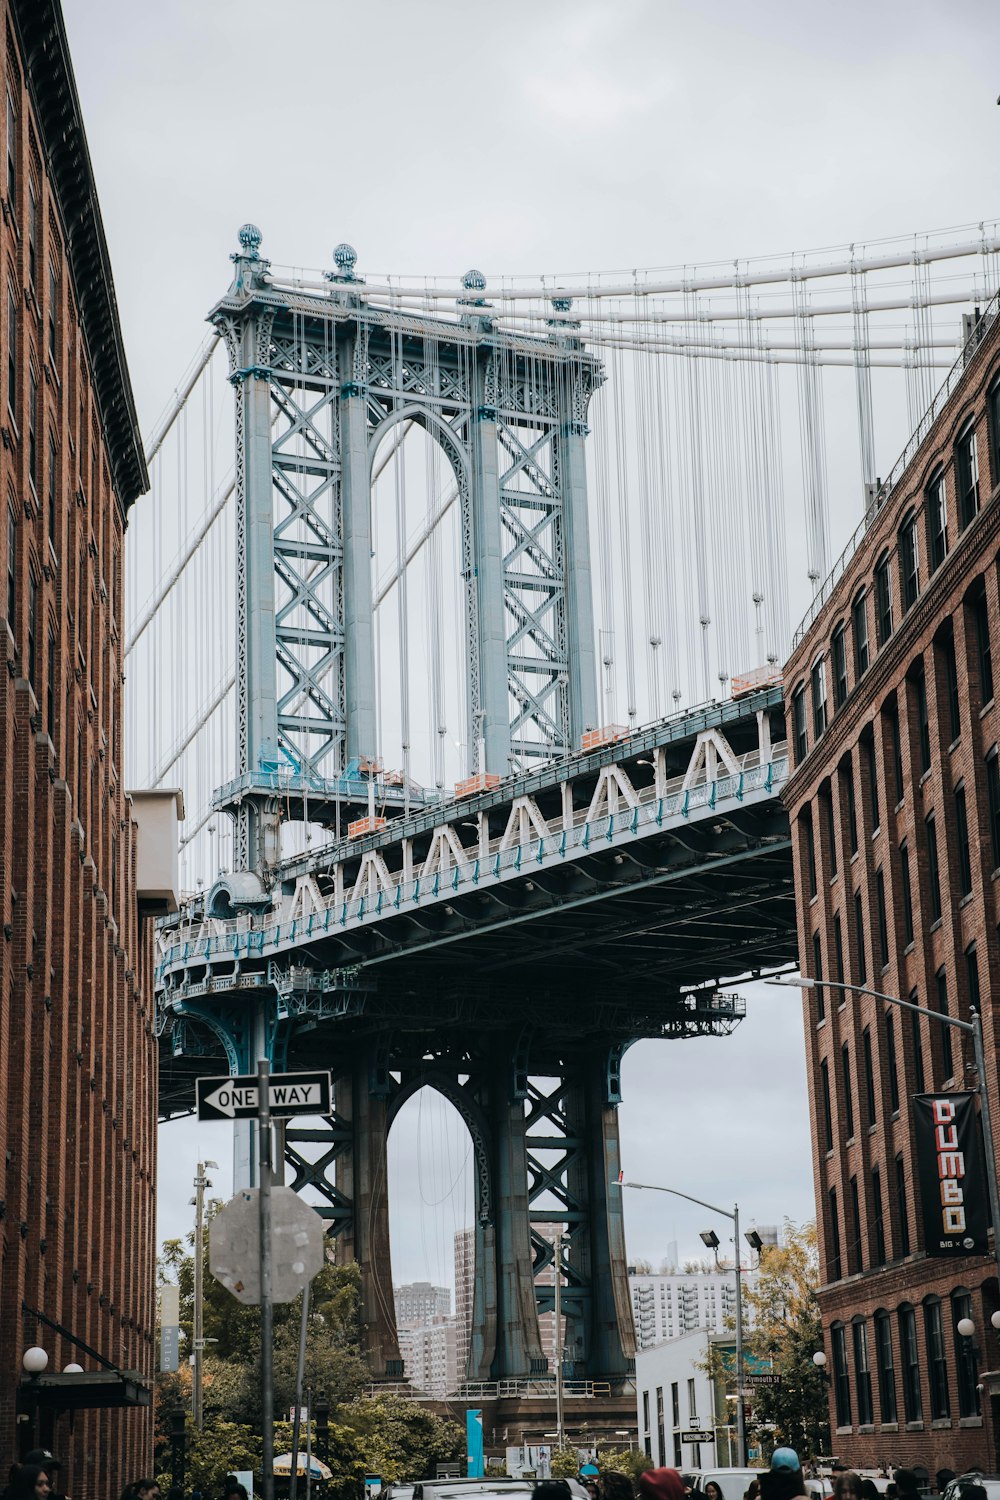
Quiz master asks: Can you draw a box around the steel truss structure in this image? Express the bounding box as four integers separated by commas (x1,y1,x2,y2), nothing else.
212,228,602,873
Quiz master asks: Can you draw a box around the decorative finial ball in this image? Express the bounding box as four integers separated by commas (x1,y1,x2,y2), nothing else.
812,1350,827,1367
551,294,573,313
462,269,487,292
238,223,262,254
334,242,358,273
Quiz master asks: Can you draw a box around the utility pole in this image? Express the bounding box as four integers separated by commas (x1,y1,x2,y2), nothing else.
554,1229,565,1450
259,1058,275,1500
192,1158,218,1432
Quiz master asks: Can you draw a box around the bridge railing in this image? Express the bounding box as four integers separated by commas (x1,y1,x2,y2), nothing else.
156,743,788,981
361,1378,635,1401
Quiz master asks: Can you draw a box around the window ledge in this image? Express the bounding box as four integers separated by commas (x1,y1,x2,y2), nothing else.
920,768,933,787
835,1426,854,1436
905,1420,925,1432
931,1418,953,1429
892,1110,900,1120
904,941,915,956
930,916,943,931
959,893,974,909
959,1416,984,1428
879,1422,899,1433
850,850,860,863
895,799,905,813
949,737,961,753
817,1017,827,1029
981,700,995,720
857,1424,876,1434
872,826,882,839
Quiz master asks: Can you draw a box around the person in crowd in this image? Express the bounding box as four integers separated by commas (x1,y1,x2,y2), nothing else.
745,1483,760,1500
638,1471,686,1500
894,1474,919,1500
760,1447,807,1500
705,1483,725,1500
936,1476,956,1497
958,1487,986,1500
681,1477,705,1500
601,1472,635,1500
833,1476,862,1500
532,1483,572,1500
860,1482,881,1500
8,1468,51,1500
22,1454,64,1500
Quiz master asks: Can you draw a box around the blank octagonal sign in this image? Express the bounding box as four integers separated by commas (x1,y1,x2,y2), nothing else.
209,1187,325,1305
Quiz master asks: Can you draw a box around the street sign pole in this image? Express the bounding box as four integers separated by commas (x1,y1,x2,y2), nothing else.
290,1281,310,1500
259,1057,275,1500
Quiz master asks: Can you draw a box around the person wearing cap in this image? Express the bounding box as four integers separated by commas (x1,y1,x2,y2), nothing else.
22,1453,65,1500
638,1471,686,1500
760,1448,806,1500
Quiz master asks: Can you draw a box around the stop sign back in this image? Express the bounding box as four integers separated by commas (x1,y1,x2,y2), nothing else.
209,1187,325,1305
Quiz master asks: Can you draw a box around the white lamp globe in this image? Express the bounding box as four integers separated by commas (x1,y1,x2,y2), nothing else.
63,1362,83,1374
812,1350,827,1367
22,1347,48,1374
957,1317,976,1338
992,1310,1000,1331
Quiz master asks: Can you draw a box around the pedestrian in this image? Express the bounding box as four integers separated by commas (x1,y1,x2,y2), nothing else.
745,1484,761,1500
833,1477,862,1500
532,1484,572,1500
760,1448,807,1500
602,1472,635,1500
7,1467,51,1500
22,1454,65,1500
894,1474,919,1500
705,1484,726,1500
638,1471,686,1500
936,1476,956,1497
860,1483,880,1500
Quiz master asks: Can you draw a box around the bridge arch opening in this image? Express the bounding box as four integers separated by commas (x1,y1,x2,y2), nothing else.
386,1081,477,1392
370,417,471,792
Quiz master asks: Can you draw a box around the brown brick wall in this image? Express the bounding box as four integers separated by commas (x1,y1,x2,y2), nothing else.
783,306,1000,1474
0,7,155,1493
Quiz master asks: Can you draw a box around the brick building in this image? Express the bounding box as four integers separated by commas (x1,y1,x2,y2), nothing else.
0,1,152,1494
783,297,1000,1471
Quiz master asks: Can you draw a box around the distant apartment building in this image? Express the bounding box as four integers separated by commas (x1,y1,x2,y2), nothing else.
628,1267,760,1350
455,1227,475,1381
397,1315,460,1398
393,1280,452,1327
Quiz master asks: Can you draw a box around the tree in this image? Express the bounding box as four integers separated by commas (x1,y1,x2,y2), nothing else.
595,1448,653,1487
741,1220,831,1461
550,1449,585,1478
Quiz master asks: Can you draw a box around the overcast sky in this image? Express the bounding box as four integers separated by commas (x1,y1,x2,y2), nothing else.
59,0,1000,1284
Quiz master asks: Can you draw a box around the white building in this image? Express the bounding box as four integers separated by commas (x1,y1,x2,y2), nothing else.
629,1268,759,1349
636,1329,739,1471
394,1280,452,1327
398,1315,459,1397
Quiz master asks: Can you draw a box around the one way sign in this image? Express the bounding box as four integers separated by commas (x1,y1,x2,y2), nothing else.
196,1070,331,1121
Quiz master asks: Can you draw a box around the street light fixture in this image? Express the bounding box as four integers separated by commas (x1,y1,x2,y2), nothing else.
623,1180,748,1464
769,975,1000,1297
745,1229,764,1254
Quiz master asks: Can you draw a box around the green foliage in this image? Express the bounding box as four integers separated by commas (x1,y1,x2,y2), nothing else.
741,1220,831,1461
595,1450,653,1486
550,1448,585,1478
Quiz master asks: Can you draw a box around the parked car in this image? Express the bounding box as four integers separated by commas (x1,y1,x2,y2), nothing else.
943,1477,1000,1500
413,1484,534,1500
691,1469,764,1499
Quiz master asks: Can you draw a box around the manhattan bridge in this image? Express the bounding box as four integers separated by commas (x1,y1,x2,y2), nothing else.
130,220,1000,1406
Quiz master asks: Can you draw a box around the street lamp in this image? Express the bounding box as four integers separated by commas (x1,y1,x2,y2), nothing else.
192,1159,219,1432
623,1181,748,1464
769,976,1000,1297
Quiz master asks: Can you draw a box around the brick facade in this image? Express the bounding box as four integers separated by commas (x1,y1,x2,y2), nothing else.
0,3,151,1494
783,300,1000,1473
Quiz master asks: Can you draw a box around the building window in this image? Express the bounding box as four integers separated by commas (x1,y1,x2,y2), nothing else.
875,552,893,645
47,433,57,550
940,628,961,743
47,262,57,363
842,759,858,854
854,889,867,985
953,1290,981,1418
875,1309,897,1423
656,1386,665,1467
956,423,980,530
6,502,14,629
5,90,15,207
911,1003,926,1094
833,911,845,984
853,589,870,677
26,177,36,289
849,1175,862,1274
832,623,848,708
853,1317,874,1425
936,969,954,1081
914,664,931,773
812,656,828,740
924,1296,950,1420
899,1304,922,1421
972,584,994,704
792,684,808,764
886,1011,900,1114
27,367,37,491
820,1059,833,1152
875,868,889,969
955,782,972,897
687,1377,697,1419
863,1027,876,1127
802,810,817,898
926,812,942,922
870,1166,886,1267
966,942,980,1014
828,1187,842,1282
45,629,54,739
925,469,948,572
813,930,825,1022
888,701,904,805
895,1153,910,1256
26,568,36,686
841,1043,855,1140
7,287,16,416
900,840,914,945
832,1322,851,1427
862,729,880,833
899,511,919,612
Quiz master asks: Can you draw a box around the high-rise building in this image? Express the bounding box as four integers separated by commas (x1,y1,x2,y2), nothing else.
455,1226,475,1381
783,300,1000,1470
0,1,153,1493
394,1280,452,1327
628,1267,759,1350
397,1316,459,1398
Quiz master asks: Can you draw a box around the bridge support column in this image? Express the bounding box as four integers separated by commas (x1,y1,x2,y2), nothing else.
490,1087,546,1379
471,356,511,777
560,394,599,746
340,334,378,763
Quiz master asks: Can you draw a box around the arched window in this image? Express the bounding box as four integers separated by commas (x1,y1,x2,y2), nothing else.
811,654,828,739
951,1288,981,1417
956,420,980,530
831,1320,852,1428
874,1308,897,1423
898,1302,922,1422
898,509,919,612
832,621,849,708
988,378,1000,487
923,1294,950,1419
852,1316,873,1425
852,589,870,676
791,682,808,764
925,467,948,571
874,551,893,645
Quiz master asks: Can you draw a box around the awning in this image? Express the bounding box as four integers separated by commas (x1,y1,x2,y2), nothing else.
18,1371,152,1411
